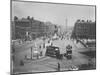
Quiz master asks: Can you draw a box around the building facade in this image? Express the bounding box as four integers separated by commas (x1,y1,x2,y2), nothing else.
12,16,58,40
71,20,96,39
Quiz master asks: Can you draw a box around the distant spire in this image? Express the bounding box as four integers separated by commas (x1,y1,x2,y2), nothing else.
66,18,68,31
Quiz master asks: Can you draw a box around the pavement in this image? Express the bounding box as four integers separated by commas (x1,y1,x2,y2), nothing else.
12,38,96,74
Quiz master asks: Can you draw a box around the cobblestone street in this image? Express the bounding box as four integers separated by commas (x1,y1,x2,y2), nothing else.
12,38,96,74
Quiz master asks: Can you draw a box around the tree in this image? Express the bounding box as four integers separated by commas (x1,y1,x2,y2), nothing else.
31,17,34,20
14,16,18,21
27,16,30,20
82,20,85,22
77,19,81,22
55,25,57,28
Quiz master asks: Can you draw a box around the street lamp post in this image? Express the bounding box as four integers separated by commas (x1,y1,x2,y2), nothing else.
31,47,33,59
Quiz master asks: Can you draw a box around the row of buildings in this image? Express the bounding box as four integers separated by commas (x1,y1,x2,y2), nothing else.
71,20,96,39
11,16,58,40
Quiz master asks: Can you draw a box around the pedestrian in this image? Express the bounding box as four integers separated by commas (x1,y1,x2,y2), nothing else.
12,46,15,53
37,54,39,59
57,62,60,71
20,60,24,66
43,43,45,48
39,45,41,49
24,55,27,59
51,43,53,46
12,54,15,62
40,51,42,56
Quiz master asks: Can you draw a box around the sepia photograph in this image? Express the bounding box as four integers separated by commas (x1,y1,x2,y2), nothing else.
11,0,96,74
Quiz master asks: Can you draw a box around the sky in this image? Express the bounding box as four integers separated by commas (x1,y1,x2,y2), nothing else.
12,1,95,28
